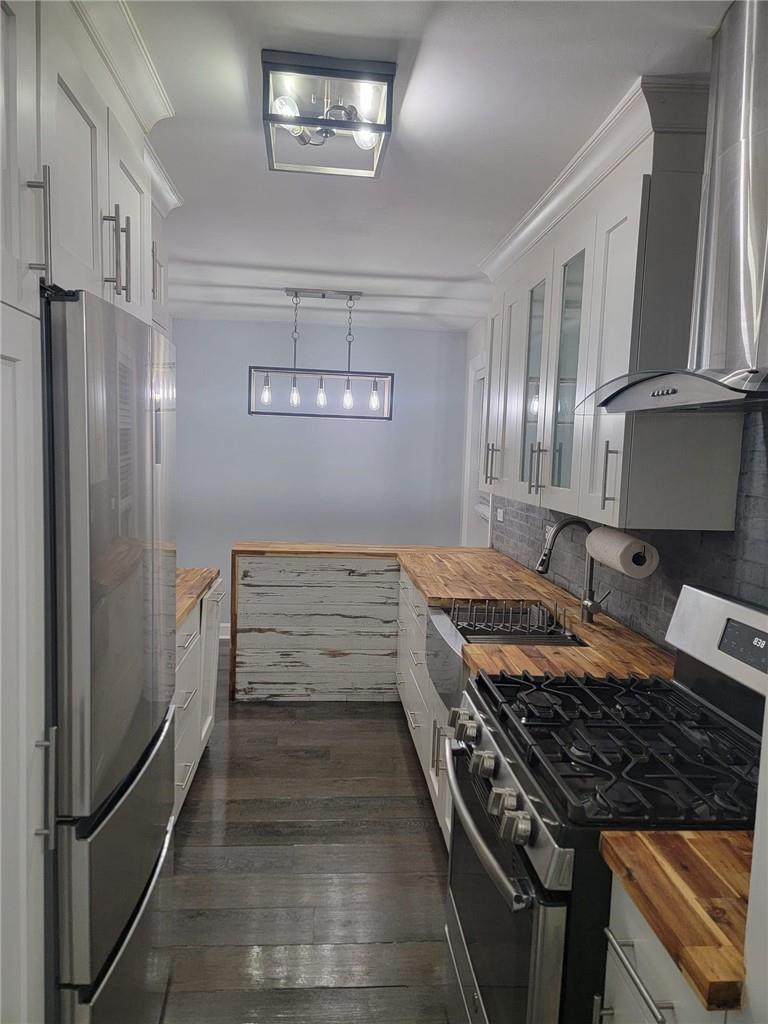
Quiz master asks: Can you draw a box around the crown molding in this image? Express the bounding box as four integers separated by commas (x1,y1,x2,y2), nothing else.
144,141,183,217
167,260,490,332
478,74,709,282
70,1,175,133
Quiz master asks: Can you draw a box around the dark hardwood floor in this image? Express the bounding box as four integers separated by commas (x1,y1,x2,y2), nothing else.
161,644,450,1023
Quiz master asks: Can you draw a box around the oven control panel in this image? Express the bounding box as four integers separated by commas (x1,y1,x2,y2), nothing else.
718,618,768,673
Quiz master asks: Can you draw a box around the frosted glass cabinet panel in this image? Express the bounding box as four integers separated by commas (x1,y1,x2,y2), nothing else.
550,251,584,490
521,279,546,490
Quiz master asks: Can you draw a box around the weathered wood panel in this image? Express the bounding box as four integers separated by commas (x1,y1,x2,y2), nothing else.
234,556,399,701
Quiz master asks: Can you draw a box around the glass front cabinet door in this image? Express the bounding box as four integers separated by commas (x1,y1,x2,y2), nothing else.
501,246,554,505
541,216,595,514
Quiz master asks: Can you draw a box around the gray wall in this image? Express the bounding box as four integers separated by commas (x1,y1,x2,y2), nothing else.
491,408,768,647
173,318,467,622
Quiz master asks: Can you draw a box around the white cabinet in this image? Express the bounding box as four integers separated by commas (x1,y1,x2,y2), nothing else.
1,0,41,317
1,302,46,1024
199,578,224,748
40,6,109,297
396,570,452,846
602,881,727,1024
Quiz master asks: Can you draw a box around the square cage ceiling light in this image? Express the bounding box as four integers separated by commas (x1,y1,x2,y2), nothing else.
262,50,395,178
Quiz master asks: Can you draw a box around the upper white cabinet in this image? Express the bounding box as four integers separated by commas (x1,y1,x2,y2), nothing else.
40,10,109,298
1,0,41,317
483,77,744,530
144,141,182,333
2,1,178,326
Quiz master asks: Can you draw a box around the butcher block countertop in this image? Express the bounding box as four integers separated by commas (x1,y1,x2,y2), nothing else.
176,567,220,625
231,543,674,678
601,830,752,1010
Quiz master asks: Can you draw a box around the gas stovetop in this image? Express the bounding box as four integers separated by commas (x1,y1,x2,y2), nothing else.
476,670,761,828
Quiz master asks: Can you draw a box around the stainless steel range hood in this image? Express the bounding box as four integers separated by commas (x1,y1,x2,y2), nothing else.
599,1,768,412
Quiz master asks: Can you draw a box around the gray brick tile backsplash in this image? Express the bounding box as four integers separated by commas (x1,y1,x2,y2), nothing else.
491,408,767,648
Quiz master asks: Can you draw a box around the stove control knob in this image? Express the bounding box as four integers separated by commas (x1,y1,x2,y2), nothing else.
499,810,533,845
456,718,480,743
487,786,519,816
469,750,496,779
447,707,464,728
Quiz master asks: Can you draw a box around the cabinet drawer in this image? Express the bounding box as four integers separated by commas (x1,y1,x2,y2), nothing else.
176,605,200,668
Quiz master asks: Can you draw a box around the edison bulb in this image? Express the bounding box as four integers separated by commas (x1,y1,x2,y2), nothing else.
272,95,303,137
353,126,379,151
289,375,301,407
316,377,328,408
368,379,380,411
260,373,272,405
342,378,354,410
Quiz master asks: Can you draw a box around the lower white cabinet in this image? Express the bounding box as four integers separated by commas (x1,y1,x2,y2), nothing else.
173,576,223,816
603,881,727,1024
397,570,452,845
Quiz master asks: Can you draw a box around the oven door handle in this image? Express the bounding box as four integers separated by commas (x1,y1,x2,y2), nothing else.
445,738,534,912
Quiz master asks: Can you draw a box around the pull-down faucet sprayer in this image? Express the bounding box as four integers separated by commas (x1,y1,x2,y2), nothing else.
535,517,608,624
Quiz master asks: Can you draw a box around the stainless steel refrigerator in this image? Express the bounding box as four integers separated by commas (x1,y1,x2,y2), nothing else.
42,288,176,1023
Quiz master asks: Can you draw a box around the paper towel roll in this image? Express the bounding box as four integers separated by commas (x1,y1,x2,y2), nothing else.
585,527,659,579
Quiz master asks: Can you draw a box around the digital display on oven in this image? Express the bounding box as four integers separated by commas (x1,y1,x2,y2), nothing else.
718,618,768,673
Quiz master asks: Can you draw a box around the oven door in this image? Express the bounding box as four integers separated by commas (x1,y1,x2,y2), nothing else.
444,740,567,1024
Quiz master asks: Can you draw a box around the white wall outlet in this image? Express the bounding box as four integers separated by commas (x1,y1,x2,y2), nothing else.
496,507,504,523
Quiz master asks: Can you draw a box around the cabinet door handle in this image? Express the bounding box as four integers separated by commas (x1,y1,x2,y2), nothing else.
27,165,52,282
407,710,421,729
103,204,122,294
604,929,673,1024
396,672,406,686
600,440,619,510
177,631,197,650
409,648,424,667
488,443,500,483
151,240,158,300
176,762,195,789
211,590,226,604
535,443,547,493
122,215,132,303
176,687,198,711
527,442,536,494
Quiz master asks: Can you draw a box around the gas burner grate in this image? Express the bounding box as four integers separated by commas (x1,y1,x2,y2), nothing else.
477,670,761,827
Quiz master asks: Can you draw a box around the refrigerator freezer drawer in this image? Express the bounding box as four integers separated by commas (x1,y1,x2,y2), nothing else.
59,709,174,985
61,822,173,1024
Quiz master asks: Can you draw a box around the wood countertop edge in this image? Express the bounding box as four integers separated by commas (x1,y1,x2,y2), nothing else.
176,567,221,626
600,830,750,1011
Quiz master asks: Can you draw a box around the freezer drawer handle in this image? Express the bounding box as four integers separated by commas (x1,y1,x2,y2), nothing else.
176,688,198,711
84,818,174,1008
177,631,197,650
34,726,57,850
176,762,195,789
445,737,534,912
603,929,674,1024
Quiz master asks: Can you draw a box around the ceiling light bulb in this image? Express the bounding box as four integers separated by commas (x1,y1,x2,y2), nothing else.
353,125,379,151
316,376,328,408
289,375,301,407
342,378,354,410
368,378,380,411
272,94,304,137
260,373,272,405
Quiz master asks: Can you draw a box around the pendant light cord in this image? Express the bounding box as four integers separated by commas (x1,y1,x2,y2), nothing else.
291,291,300,371
346,295,355,374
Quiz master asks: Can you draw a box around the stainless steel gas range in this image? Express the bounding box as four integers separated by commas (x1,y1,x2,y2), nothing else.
443,586,766,1024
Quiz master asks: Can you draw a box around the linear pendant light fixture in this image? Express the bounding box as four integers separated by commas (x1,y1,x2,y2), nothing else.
261,50,396,178
248,289,394,420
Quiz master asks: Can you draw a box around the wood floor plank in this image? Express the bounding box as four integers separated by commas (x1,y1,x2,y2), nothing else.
157,907,315,947
179,795,435,823
292,840,446,875
187,774,428,802
173,817,439,848
313,900,447,943
163,986,449,1024
168,941,449,991
160,871,447,911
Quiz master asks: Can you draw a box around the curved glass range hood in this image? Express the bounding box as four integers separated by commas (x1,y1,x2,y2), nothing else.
597,1,768,413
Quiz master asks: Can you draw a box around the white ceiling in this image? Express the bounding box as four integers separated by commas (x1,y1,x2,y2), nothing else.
132,1,727,330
